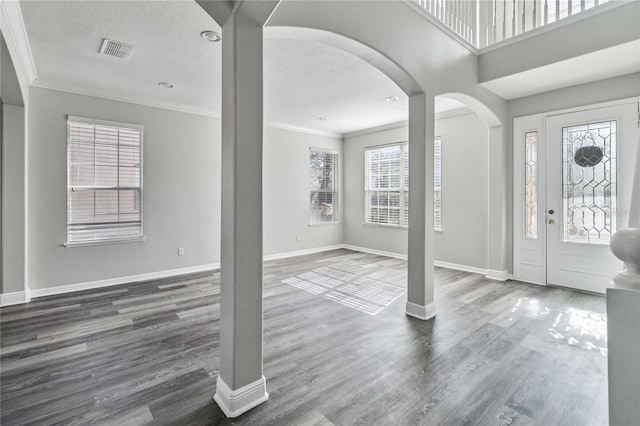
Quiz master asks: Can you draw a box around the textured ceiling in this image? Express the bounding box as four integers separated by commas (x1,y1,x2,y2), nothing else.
19,0,466,135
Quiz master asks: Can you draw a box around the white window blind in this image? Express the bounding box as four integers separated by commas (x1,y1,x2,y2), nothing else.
309,149,338,224
364,139,441,229
67,117,143,243
434,137,442,231
365,143,409,227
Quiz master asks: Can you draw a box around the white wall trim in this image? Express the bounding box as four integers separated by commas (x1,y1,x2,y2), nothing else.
405,301,436,320
434,260,486,275
11,245,496,303
265,120,342,139
0,290,30,307
0,0,37,99
213,376,268,418
485,269,512,281
344,120,408,139
31,79,221,118
29,263,220,299
435,107,474,120
264,245,344,261
344,107,473,139
30,80,343,138
342,244,407,260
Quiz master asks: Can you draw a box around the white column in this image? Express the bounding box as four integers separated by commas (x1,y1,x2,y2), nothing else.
486,125,510,281
607,228,640,425
213,13,268,418
406,92,436,320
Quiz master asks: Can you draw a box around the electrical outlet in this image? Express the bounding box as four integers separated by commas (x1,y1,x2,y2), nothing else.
296,234,301,242
178,248,184,256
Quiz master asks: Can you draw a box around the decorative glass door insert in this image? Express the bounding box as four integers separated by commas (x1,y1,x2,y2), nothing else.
562,120,617,245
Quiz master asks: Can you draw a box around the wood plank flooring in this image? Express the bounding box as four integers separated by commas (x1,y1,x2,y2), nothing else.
0,249,609,425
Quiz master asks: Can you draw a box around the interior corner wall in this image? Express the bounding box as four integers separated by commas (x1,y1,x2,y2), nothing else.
26,87,221,291
343,112,490,270
2,104,26,294
263,126,343,256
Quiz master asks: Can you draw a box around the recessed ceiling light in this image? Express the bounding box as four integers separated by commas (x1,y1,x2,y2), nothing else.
201,30,221,42
317,117,327,121
385,96,399,102
158,82,175,89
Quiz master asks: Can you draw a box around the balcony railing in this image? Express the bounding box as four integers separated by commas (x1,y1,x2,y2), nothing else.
415,0,612,48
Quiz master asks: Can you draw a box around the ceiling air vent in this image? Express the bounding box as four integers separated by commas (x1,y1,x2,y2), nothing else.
99,38,135,60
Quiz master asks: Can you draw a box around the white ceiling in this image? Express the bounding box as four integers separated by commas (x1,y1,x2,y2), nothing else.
18,0,467,135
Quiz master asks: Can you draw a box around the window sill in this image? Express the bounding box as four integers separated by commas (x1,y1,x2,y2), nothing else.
63,236,147,248
362,222,409,230
308,221,340,227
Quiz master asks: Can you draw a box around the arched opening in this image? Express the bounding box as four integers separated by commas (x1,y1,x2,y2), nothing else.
436,92,509,279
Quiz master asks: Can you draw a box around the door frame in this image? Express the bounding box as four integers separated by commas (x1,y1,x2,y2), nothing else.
513,97,639,288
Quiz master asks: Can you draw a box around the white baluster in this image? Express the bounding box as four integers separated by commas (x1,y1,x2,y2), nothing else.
512,0,516,38
522,0,526,35
544,0,549,24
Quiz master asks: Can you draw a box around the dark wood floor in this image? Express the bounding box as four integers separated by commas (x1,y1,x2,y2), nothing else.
1,249,608,425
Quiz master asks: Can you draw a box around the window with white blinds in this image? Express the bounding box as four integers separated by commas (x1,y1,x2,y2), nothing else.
434,137,442,231
67,117,144,244
309,148,339,224
364,143,409,227
364,139,442,230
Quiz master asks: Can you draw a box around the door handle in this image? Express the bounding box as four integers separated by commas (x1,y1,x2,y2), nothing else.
548,219,555,225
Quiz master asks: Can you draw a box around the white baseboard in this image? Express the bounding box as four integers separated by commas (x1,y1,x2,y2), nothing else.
434,260,486,275
29,263,220,299
342,244,407,260
0,290,30,307
485,269,512,281
405,301,436,320
213,376,268,418
263,245,344,261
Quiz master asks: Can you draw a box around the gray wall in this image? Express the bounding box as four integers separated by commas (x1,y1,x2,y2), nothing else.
509,72,640,118
343,111,490,269
25,87,343,291
2,104,26,293
263,126,342,256
27,87,221,290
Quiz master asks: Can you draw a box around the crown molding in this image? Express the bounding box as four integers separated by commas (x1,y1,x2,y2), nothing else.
435,106,474,120
344,120,408,139
1,0,37,99
31,79,222,118
264,120,342,139
344,106,473,139
31,78,346,138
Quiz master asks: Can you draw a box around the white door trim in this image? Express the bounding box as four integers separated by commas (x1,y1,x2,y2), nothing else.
513,97,640,288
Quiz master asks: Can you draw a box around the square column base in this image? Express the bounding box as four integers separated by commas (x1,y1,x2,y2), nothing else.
213,376,268,418
405,301,436,320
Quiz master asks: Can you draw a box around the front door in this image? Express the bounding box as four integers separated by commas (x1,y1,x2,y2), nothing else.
545,103,638,293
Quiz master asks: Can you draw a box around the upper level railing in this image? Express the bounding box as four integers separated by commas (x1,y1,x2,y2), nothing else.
415,0,612,49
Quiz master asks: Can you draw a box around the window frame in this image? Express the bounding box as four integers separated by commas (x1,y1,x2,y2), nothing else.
308,147,339,226
65,116,145,247
364,142,409,228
